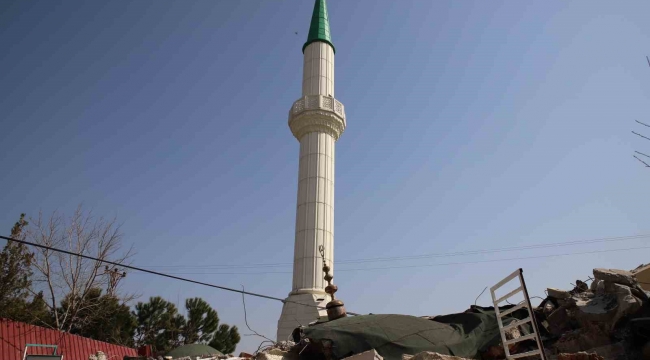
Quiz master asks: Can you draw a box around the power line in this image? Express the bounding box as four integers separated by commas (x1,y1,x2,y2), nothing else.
139,233,650,269
139,245,650,275
0,235,359,316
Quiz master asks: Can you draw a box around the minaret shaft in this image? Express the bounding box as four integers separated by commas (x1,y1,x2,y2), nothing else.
302,42,335,97
277,0,346,342
291,42,336,293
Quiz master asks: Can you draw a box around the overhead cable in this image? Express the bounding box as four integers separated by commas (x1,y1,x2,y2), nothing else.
0,235,359,315
146,245,650,275
140,233,650,270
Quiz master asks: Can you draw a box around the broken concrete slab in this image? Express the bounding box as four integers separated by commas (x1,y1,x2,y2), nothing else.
633,284,650,302
254,348,298,360
612,283,632,297
609,283,643,330
575,294,618,324
548,288,572,299
612,294,642,327
602,281,619,294
342,349,383,360
593,268,637,286
402,352,470,360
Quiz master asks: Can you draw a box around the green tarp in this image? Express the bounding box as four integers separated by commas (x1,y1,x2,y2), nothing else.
165,344,224,359
302,305,531,360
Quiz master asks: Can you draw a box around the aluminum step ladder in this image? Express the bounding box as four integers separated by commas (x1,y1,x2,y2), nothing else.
22,344,62,360
490,268,546,360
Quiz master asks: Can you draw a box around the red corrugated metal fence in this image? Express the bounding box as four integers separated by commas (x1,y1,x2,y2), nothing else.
0,319,137,360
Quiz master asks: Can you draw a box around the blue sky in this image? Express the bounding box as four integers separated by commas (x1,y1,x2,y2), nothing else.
1,0,650,353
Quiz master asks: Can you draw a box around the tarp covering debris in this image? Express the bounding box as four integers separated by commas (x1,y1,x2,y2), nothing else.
302,306,531,360
255,266,650,360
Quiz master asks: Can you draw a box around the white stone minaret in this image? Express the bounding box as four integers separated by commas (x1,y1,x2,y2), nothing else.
276,0,346,341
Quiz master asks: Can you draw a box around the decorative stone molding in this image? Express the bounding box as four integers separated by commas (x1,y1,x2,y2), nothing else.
290,288,329,296
288,95,346,141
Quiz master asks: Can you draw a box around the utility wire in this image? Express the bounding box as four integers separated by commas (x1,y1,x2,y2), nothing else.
140,233,650,270
143,245,650,275
0,235,359,316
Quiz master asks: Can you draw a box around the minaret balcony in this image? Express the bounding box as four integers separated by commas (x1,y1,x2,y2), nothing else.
288,95,346,141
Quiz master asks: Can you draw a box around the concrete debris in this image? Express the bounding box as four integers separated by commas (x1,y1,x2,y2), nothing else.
575,280,589,293
251,267,649,360
556,352,604,360
575,294,618,323
554,327,611,354
546,307,571,336
543,300,557,315
504,326,522,341
582,343,627,360
342,349,383,360
548,288,572,299
532,266,650,359
89,352,107,360
632,285,650,302
254,348,298,360
593,269,637,287
402,352,470,360
632,264,650,292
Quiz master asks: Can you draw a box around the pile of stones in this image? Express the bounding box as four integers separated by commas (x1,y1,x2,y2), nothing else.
538,268,650,360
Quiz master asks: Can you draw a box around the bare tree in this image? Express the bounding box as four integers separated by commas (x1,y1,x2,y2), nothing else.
26,205,135,332
633,120,650,167
633,57,650,167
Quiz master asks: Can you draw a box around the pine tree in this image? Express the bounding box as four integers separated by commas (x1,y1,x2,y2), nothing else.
183,297,219,344
134,296,240,355
209,324,241,355
134,297,185,354
0,214,35,320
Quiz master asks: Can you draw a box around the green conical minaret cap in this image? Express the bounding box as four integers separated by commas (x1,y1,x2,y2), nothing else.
303,0,335,54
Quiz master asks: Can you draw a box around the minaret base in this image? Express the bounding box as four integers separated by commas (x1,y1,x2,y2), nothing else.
276,291,330,342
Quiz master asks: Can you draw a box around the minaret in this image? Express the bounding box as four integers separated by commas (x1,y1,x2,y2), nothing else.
277,0,346,341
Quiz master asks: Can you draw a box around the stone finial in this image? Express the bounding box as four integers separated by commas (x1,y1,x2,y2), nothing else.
319,245,346,320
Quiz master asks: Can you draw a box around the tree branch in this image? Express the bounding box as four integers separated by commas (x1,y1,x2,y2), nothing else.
632,131,650,141
240,285,274,343
634,155,650,167
636,150,650,159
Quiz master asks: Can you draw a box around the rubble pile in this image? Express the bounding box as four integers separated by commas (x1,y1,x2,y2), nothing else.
253,267,649,360
537,268,650,359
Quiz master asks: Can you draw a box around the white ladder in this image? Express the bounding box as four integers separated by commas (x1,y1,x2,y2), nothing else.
490,268,546,360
